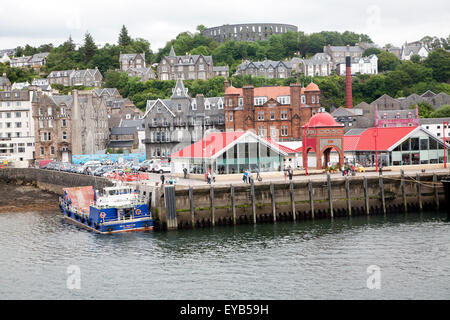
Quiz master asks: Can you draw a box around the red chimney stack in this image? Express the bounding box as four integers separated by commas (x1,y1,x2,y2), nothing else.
345,56,353,108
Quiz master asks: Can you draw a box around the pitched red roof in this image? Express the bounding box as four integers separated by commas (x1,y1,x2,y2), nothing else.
344,126,417,151
171,132,246,158
265,138,297,154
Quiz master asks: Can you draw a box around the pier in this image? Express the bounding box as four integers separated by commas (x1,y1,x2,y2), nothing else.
147,170,448,230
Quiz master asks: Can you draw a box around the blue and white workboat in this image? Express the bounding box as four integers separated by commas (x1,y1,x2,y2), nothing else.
59,184,153,234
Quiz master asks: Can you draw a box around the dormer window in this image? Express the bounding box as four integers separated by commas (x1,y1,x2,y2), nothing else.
192,101,197,110
176,88,181,96
205,102,210,110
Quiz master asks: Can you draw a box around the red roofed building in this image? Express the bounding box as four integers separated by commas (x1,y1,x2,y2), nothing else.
224,81,322,141
343,126,449,167
170,131,288,174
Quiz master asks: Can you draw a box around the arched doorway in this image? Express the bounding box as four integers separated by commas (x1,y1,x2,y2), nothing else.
302,112,345,171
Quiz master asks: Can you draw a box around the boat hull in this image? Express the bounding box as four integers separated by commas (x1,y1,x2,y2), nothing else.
60,200,153,234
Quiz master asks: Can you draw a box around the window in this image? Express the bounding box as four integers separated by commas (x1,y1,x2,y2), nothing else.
270,111,275,120
39,108,43,116
15,122,21,128
177,104,182,112
258,126,266,137
258,111,264,121
50,146,55,155
62,119,66,127
40,147,44,156
238,98,243,107
280,110,288,120
281,125,288,136
192,101,197,110
218,100,223,109
205,102,210,110
48,119,53,128
15,112,21,118
48,107,52,116
229,112,233,122
301,95,306,104
62,132,67,140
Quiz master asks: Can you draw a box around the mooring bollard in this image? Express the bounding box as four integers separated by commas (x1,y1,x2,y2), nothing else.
251,180,256,224
345,176,351,217
210,185,215,227
364,176,369,215
231,184,236,225
308,179,314,219
327,172,333,218
379,175,386,215
290,181,296,221
433,173,439,211
401,169,407,213
189,186,195,229
270,182,276,223
417,173,422,212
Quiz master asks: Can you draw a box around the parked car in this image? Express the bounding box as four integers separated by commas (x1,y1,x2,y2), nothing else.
153,161,171,173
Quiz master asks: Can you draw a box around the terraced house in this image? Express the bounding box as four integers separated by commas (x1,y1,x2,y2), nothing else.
157,46,229,80
143,79,225,158
47,67,103,87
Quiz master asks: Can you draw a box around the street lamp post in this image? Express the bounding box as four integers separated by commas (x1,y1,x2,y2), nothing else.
443,120,448,169
374,127,379,172
303,124,308,176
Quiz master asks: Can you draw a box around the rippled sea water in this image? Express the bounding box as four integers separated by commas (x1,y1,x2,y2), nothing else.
0,210,449,299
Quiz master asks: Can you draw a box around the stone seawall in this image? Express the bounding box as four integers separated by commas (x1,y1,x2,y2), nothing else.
0,168,114,195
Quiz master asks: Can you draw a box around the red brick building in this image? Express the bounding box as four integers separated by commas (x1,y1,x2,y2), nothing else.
224,81,322,141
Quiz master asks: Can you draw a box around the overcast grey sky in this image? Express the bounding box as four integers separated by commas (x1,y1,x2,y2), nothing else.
0,0,448,51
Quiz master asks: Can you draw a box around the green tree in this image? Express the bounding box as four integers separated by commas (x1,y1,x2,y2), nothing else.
81,32,97,64
363,47,381,57
377,51,400,72
118,25,132,47
430,105,450,118
412,102,434,118
410,54,421,64
423,48,450,82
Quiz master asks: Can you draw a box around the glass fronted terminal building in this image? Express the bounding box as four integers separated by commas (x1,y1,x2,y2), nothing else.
344,126,450,167
170,131,287,174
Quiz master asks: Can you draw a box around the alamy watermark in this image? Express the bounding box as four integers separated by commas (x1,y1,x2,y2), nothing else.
66,265,81,290
366,265,381,289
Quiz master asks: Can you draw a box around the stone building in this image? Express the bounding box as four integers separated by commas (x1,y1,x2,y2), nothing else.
47,68,103,87
119,53,146,71
202,23,298,43
157,46,228,80
234,59,294,78
125,67,156,82
0,73,11,91
32,90,109,162
10,52,49,70
224,81,322,141
108,126,139,152
143,79,225,158
323,44,365,68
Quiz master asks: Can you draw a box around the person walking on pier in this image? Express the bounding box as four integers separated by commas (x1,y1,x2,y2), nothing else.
183,167,188,179
243,170,248,184
288,166,293,181
160,174,165,185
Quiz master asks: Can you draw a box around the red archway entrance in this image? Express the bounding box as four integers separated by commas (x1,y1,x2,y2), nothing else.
302,112,345,171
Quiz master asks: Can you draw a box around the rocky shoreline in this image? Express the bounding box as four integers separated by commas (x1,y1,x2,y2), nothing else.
0,182,60,213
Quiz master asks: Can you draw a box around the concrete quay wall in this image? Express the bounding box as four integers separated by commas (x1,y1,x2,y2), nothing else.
158,172,447,230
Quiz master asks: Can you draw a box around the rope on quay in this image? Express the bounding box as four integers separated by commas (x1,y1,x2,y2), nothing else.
382,175,444,188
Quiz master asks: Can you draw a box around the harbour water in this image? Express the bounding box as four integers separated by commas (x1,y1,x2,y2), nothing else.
0,209,449,299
